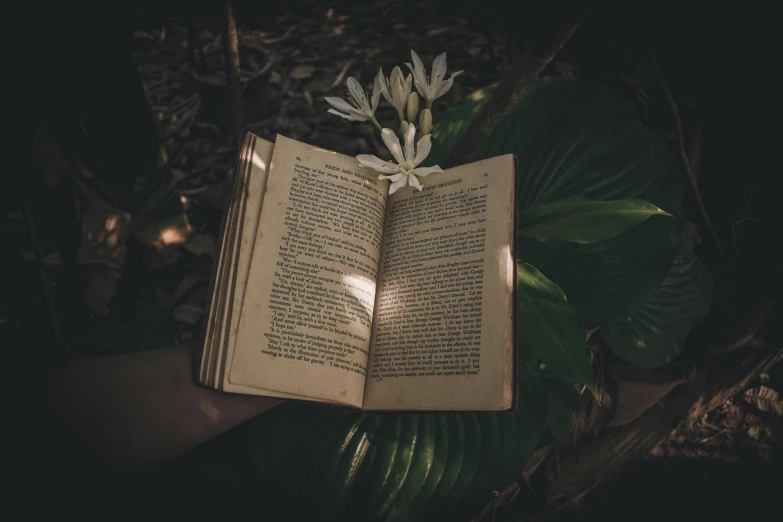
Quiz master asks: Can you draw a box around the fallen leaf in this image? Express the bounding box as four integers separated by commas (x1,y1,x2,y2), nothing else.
747,425,771,440
608,363,687,427
83,265,122,316
743,386,783,416
290,64,315,80
166,270,205,308
173,303,204,325
183,232,216,257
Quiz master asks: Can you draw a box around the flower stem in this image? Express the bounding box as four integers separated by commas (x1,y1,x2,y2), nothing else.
426,98,433,110
370,116,382,132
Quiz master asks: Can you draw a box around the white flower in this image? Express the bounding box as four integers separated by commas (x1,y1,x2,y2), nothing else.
356,124,443,195
377,66,412,120
325,76,382,122
406,50,463,106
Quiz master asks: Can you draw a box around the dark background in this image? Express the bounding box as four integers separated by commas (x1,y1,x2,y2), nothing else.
10,1,779,519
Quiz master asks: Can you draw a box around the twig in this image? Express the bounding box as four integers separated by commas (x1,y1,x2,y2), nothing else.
260,24,298,45
442,7,591,168
652,60,724,257
329,58,356,90
223,0,243,141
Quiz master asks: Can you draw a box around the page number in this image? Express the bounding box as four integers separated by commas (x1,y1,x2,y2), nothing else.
483,172,488,177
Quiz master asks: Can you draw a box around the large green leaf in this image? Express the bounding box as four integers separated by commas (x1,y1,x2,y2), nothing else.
518,263,595,392
432,77,686,326
247,77,693,521
248,358,548,522
519,196,672,244
601,226,713,369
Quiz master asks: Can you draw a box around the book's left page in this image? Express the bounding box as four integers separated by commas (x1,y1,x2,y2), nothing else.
200,133,361,403
228,135,389,408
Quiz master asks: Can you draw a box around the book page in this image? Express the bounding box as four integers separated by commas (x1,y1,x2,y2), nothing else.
200,131,256,384
364,155,516,411
216,136,273,388
229,135,388,407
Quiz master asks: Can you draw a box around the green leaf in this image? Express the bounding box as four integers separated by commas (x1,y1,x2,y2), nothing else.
519,196,672,244
545,377,586,448
518,263,595,393
434,77,686,326
426,85,498,167
517,234,560,269
248,359,549,522
245,77,703,521
601,227,713,368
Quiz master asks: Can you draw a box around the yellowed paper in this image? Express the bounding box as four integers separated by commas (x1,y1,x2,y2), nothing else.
229,135,388,407
363,155,515,411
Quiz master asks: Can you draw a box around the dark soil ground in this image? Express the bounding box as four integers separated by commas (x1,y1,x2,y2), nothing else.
8,0,780,519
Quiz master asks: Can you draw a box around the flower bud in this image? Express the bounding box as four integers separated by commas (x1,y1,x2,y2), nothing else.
399,121,410,136
419,109,432,135
406,93,419,122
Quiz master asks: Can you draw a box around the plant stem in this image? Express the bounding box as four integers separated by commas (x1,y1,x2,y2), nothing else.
370,116,383,132
442,6,591,168
654,68,724,257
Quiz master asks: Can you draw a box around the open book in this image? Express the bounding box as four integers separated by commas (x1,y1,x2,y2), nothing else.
198,132,517,411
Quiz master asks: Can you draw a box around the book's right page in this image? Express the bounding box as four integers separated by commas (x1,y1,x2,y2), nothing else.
364,155,516,411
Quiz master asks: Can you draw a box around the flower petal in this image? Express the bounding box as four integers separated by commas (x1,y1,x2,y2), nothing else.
327,108,356,121
411,165,443,178
406,63,429,99
371,75,382,112
325,97,354,113
371,91,381,113
378,173,405,182
404,123,416,166
408,173,424,191
357,154,400,174
390,66,404,86
434,78,454,99
432,52,447,83
381,128,406,165
413,134,432,166
377,69,393,106
390,66,410,110
410,50,426,83
346,77,365,105
388,176,408,194
347,109,369,122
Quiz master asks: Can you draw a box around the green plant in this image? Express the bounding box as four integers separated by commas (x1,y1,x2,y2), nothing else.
247,76,712,521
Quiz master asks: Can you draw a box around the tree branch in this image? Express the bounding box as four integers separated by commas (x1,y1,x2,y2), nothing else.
653,63,724,257
442,7,591,168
